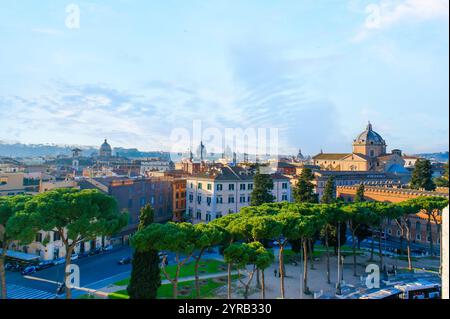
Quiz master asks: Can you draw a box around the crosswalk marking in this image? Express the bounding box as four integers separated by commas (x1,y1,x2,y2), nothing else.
7,284,55,299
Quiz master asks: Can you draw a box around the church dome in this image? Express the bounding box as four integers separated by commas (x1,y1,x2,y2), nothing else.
354,123,385,145
99,139,112,157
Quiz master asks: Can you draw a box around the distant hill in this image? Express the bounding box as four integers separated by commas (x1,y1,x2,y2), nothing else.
0,141,169,159
0,141,96,158
414,152,449,163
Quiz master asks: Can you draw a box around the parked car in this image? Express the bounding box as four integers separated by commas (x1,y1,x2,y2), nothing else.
11,263,24,272
117,257,132,265
70,253,79,261
89,247,102,256
36,260,54,270
102,245,113,252
21,266,37,276
53,258,65,266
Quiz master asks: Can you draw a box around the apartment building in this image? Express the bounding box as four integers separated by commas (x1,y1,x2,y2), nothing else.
186,165,291,223
11,230,108,261
79,176,173,243
0,172,25,196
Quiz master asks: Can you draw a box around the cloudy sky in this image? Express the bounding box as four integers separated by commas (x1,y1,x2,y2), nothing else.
0,0,448,155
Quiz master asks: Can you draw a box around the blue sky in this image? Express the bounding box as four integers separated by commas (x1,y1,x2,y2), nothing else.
0,0,448,155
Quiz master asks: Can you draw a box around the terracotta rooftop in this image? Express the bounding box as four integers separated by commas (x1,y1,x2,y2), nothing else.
313,153,350,160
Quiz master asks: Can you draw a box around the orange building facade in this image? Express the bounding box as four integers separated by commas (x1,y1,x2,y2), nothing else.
172,178,186,222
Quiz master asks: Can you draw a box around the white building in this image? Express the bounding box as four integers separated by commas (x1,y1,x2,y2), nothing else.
10,230,109,261
186,165,291,223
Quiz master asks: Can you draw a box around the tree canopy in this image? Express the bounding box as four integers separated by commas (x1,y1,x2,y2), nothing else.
411,159,436,191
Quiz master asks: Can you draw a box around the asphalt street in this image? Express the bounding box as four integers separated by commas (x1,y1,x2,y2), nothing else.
5,245,220,299
6,246,134,298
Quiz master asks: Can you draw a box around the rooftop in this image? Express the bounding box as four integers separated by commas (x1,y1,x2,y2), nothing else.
312,153,350,160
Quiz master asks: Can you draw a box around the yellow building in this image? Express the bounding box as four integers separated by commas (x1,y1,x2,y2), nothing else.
313,123,406,172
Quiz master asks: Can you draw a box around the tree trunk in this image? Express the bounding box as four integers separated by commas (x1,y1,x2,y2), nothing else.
406,225,412,270
325,231,331,284
352,229,357,277
194,257,200,299
279,244,285,299
64,245,74,300
308,239,314,270
336,223,341,295
173,280,178,299
173,265,181,299
378,228,383,270
399,235,404,256
427,216,433,257
303,239,309,294
256,269,261,289
261,270,265,299
227,263,232,299
240,267,256,300
0,248,7,299
194,249,205,299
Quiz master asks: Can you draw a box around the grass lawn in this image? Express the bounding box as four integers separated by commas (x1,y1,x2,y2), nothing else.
109,275,237,299
113,259,228,286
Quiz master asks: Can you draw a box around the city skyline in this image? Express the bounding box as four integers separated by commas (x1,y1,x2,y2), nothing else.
0,0,448,155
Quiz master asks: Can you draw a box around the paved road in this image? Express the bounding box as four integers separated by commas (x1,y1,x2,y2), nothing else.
5,245,223,299
5,246,135,298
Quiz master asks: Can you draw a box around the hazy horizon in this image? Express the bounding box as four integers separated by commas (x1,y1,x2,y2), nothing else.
1,0,448,155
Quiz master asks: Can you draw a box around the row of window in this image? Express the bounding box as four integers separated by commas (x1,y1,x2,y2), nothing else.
191,182,255,191
35,232,61,243
189,182,289,191
130,195,170,208
189,194,289,205
187,208,223,221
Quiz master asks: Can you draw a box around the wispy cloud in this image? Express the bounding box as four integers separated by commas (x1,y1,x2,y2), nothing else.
353,0,449,41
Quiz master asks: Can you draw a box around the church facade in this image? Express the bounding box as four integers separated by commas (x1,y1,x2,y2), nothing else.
313,123,406,173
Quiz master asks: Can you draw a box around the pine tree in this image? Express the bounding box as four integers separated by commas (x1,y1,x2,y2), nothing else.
354,184,365,203
410,159,436,191
251,168,275,206
293,168,318,203
321,176,336,204
127,205,161,299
